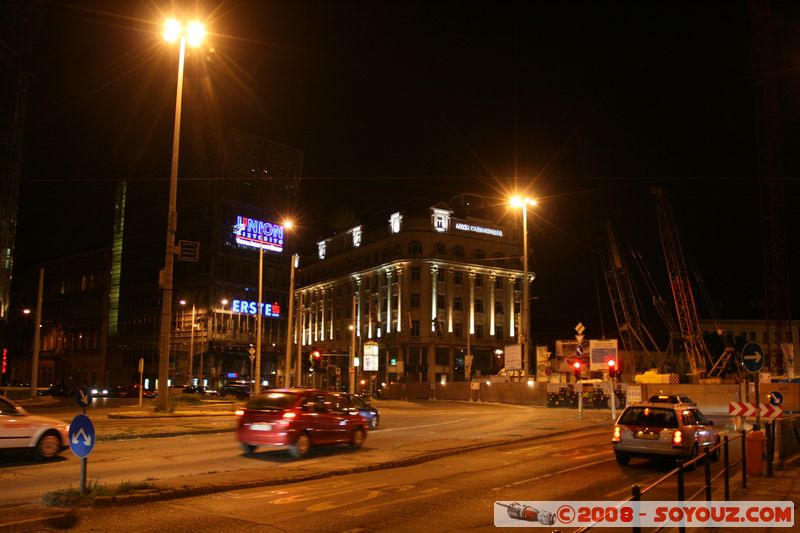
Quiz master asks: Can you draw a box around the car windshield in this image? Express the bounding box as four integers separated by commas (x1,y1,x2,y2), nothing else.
246,392,299,411
619,407,678,428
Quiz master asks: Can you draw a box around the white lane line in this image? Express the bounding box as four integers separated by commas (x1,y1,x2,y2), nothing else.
491,455,615,490
377,419,465,432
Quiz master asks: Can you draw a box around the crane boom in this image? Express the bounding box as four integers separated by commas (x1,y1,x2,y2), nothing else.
651,187,712,377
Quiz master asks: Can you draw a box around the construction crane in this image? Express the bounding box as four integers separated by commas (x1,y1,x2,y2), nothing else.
651,187,713,378
597,222,662,373
693,273,735,378
630,249,682,371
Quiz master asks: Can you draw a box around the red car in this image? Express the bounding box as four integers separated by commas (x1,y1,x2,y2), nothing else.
236,388,368,458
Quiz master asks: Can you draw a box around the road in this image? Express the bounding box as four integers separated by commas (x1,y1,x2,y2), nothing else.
12,426,742,533
1,399,620,507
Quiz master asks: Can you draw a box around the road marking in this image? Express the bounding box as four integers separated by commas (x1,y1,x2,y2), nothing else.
344,487,453,517
307,490,381,512
491,455,614,490
377,419,465,432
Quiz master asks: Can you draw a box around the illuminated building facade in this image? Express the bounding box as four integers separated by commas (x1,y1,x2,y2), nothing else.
296,200,530,388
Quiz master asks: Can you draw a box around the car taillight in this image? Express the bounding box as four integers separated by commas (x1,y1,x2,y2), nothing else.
612,426,621,443
282,411,296,419
672,430,683,446
234,409,244,416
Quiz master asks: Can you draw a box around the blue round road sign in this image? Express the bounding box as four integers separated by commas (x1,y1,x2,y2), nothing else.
69,414,95,458
769,391,783,406
741,342,764,373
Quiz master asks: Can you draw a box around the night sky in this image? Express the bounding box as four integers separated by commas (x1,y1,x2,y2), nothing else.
14,1,800,342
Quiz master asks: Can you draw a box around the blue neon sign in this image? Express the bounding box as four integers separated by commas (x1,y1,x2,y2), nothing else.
233,216,284,252
232,299,281,318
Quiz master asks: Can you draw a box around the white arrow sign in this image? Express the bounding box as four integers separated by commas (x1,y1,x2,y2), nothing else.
743,351,763,363
78,390,88,405
72,428,92,446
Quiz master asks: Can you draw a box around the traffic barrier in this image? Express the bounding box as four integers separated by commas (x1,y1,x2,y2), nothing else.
746,430,765,476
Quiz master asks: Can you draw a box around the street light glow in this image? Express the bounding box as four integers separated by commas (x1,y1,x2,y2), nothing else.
283,219,294,230
163,19,181,42
221,299,228,306
164,19,205,47
179,299,187,306
187,22,205,47
510,195,537,208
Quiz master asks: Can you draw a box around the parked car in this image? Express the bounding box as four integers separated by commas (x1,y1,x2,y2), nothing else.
333,392,380,429
127,384,156,398
612,401,719,466
220,384,252,400
647,394,697,406
107,386,129,398
236,388,368,458
183,385,219,397
0,395,70,459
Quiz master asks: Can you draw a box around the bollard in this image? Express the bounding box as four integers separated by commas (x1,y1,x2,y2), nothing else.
631,485,641,533
741,429,747,489
704,445,712,501
676,462,686,533
766,421,774,478
746,430,765,476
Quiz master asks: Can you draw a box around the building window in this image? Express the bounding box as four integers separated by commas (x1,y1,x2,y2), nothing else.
454,323,463,338
410,293,421,308
453,246,464,257
389,212,403,233
410,267,421,281
437,294,445,310
475,274,483,287
431,207,451,232
317,239,328,259
434,242,446,254
494,276,503,289
453,297,463,311
409,241,422,255
495,325,504,340
474,249,485,259
411,320,420,336
453,271,463,284
495,301,503,314
351,225,362,247
475,299,484,313
475,324,484,339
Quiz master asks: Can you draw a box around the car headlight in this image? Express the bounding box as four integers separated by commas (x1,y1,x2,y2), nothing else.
91,388,99,395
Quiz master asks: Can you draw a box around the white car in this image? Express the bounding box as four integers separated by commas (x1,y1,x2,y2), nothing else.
0,395,70,459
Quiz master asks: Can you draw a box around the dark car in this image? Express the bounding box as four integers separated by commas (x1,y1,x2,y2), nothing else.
183,385,219,397
220,384,252,400
334,392,380,429
127,384,156,398
236,388,368,458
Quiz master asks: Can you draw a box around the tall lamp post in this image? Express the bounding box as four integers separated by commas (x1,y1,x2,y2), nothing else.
179,300,195,385
510,195,537,378
157,19,205,410
284,252,298,387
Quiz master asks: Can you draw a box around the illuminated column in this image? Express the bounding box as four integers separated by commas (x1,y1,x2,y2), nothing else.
430,264,439,332
321,288,326,342
368,289,374,339
446,268,454,333
385,269,393,334
395,268,403,332
299,291,307,345
489,273,496,336
329,287,334,340
377,273,383,338
468,270,476,335
508,276,516,338
312,291,318,342
355,277,362,337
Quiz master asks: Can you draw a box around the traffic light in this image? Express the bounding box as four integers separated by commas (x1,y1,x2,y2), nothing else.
312,348,321,369
572,360,581,380
607,359,618,379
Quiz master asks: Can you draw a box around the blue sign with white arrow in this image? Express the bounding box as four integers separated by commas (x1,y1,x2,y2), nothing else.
75,387,92,409
69,414,95,458
741,342,765,373
769,391,783,406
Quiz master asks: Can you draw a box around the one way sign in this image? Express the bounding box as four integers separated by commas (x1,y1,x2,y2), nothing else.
69,414,95,458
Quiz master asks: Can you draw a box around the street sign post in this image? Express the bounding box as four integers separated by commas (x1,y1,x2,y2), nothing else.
74,387,91,411
742,342,765,429
69,414,95,495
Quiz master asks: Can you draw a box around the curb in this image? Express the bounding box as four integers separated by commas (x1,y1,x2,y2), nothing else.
98,427,235,441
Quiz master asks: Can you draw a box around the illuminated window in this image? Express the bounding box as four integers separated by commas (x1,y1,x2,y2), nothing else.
431,207,451,232
317,240,328,259
389,212,403,234
351,226,362,248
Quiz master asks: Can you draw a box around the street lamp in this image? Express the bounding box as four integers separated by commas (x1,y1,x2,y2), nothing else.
510,195,537,378
282,220,296,388
157,18,205,410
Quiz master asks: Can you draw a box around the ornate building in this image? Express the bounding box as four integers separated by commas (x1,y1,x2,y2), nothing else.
296,201,531,389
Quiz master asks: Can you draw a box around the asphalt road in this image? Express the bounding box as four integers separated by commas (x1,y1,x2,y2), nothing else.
15,427,743,533
0,400,613,507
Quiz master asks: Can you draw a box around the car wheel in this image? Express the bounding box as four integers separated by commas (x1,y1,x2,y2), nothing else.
35,432,62,460
241,443,256,454
370,415,379,430
710,439,721,462
289,434,311,458
350,428,365,450
615,452,630,466
683,444,699,470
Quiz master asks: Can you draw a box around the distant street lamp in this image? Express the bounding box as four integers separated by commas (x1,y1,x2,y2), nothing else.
157,19,205,410
282,220,296,388
510,195,537,378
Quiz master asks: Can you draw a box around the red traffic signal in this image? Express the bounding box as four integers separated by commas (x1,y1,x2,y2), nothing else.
312,349,321,360
572,360,581,380
607,359,618,378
